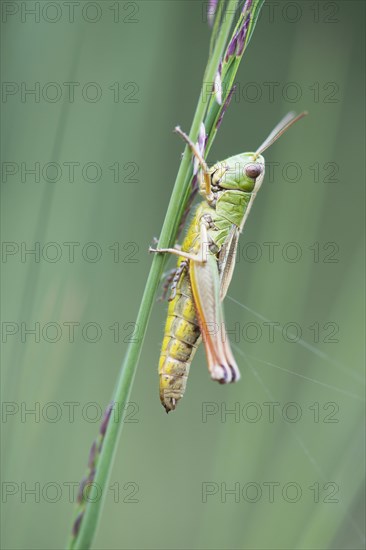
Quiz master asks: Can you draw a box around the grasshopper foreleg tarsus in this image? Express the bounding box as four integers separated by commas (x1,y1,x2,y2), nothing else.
174,126,213,202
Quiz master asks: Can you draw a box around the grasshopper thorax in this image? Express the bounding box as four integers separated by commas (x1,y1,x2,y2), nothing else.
212,152,265,194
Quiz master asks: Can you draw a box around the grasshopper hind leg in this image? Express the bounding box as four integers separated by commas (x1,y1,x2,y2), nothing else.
168,260,188,301
159,268,176,301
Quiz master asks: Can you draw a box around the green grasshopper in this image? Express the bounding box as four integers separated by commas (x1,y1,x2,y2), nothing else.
150,112,307,412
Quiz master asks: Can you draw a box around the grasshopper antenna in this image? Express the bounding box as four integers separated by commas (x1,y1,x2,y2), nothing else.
253,111,308,160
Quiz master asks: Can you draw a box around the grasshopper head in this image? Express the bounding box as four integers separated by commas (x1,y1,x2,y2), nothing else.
216,152,265,193
214,111,308,194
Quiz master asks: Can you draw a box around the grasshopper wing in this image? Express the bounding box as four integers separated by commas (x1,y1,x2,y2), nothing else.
218,225,240,301
189,253,240,383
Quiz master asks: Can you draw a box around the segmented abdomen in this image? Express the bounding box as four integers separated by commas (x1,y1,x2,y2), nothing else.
159,265,201,412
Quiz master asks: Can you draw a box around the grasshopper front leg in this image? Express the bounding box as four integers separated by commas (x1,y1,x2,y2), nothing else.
174,126,214,203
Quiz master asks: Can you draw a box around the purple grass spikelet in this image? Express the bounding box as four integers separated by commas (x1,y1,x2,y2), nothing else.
237,16,250,56
242,0,252,15
88,441,97,470
198,121,206,153
225,32,238,62
216,85,237,131
207,0,218,27
100,402,113,437
72,512,84,537
213,60,223,105
77,477,87,504
193,122,206,175
70,401,114,542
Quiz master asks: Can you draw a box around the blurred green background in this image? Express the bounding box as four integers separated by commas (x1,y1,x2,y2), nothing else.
1,1,365,548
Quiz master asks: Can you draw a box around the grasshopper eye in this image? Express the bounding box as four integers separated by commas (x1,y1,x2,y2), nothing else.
245,163,263,179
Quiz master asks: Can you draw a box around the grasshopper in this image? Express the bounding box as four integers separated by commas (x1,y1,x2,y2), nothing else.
150,112,307,412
